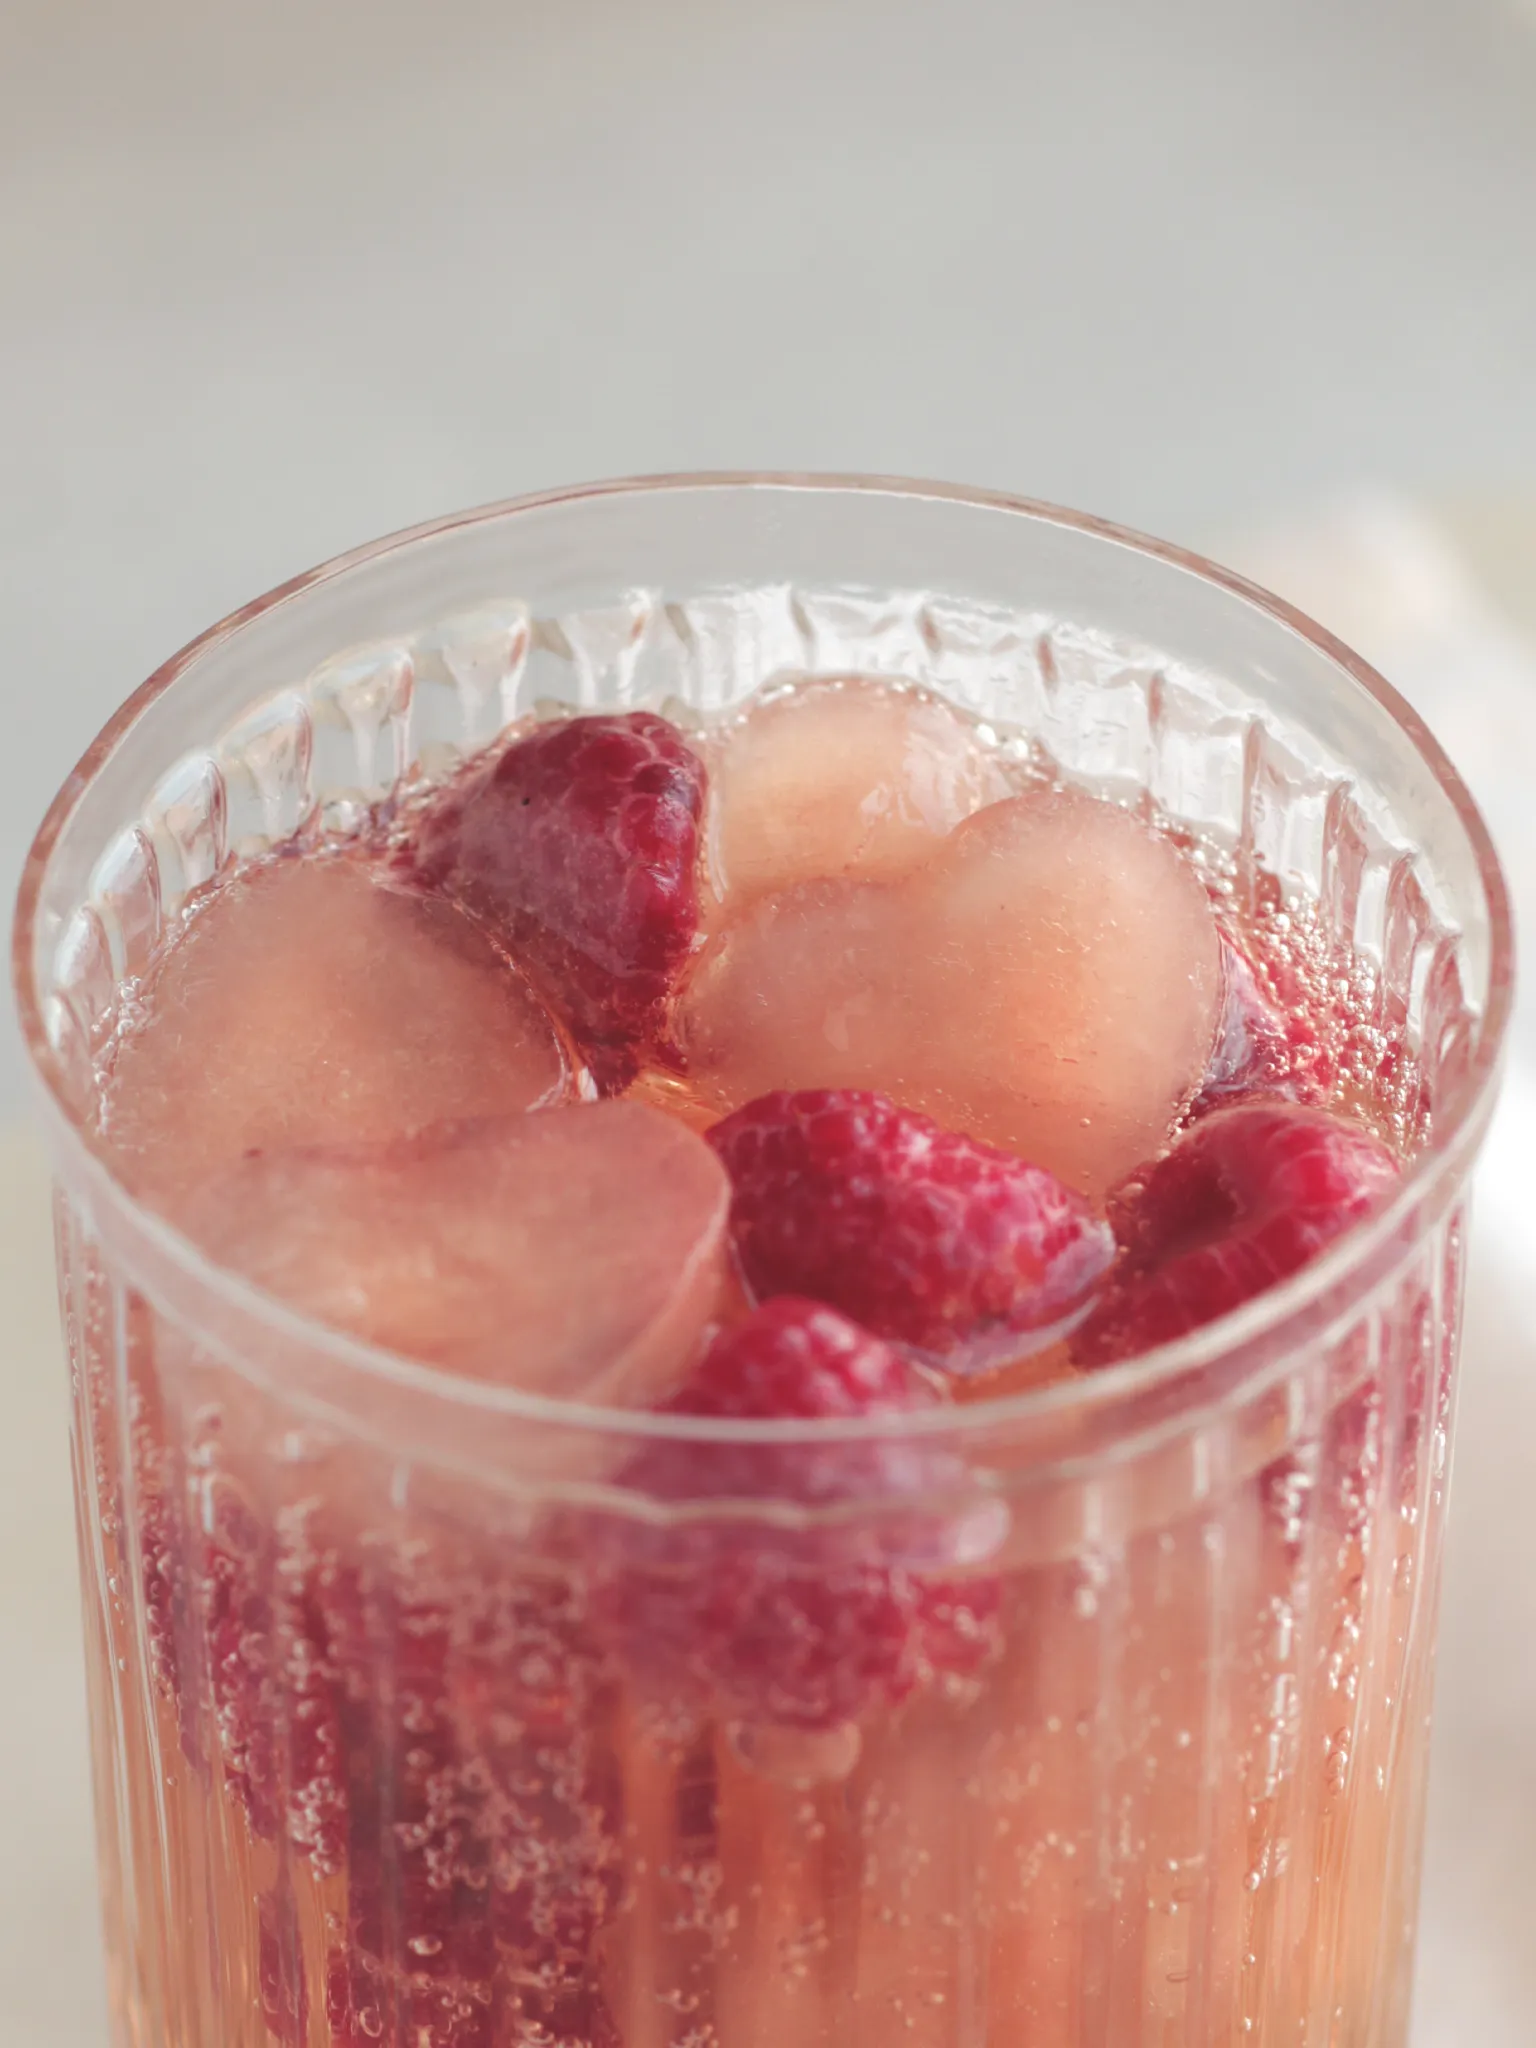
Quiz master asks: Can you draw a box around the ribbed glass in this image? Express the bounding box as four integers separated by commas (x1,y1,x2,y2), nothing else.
15,479,1513,2048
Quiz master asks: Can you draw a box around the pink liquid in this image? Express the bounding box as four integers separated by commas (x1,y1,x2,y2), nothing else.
61,679,1461,2048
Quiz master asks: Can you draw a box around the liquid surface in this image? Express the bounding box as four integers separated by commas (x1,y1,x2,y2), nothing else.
100,674,1400,1399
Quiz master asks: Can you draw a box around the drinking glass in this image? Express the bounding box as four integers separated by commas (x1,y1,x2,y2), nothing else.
13,478,1513,2048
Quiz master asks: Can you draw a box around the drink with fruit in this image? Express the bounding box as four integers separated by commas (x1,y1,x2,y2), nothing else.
14,480,1511,2047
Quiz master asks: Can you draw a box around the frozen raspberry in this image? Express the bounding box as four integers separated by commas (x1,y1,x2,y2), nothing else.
592,1299,1004,1731
1190,928,1335,1118
708,1090,1114,1367
1073,1101,1400,1367
412,712,707,1089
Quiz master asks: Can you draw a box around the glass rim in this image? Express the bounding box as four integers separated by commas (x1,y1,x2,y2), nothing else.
11,471,1517,1450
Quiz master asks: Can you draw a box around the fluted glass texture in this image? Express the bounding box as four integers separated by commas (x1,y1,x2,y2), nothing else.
16,480,1511,2048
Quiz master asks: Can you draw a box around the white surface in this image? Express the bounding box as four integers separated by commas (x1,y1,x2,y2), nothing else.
4,0,1536,1119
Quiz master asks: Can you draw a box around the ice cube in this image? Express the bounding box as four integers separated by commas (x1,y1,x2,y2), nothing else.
703,677,1009,913
681,788,1222,1198
102,856,568,1197
166,1102,731,1403
680,870,916,1103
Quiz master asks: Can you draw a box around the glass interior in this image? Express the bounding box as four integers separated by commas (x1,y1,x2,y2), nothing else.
15,477,1515,2048
13,476,1512,1489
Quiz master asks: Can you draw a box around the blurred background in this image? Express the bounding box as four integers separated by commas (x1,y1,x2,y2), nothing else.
2,2,1533,2044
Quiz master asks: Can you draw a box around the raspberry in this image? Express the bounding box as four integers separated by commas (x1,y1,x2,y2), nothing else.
1190,928,1335,1118
592,1299,1004,1730
1073,1101,1400,1367
412,712,706,1089
707,1090,1114,1366
668,1289,923,1427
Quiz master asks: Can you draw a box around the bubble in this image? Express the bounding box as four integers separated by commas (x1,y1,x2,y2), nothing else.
726,1719,863,1788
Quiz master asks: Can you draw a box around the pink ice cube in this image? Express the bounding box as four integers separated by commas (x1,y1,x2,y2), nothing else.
681,787,1222,1198
168,1102,731,1403
102,856,569,1197
702,677,1010,914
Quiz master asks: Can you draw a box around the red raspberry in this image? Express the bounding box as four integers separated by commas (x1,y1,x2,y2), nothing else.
593,1298,1004,1731
412,712,706,1089
1073,1101,1400,1367
1191,928,1335,1118
707,1090,1114,1366
672,1289,922,1426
